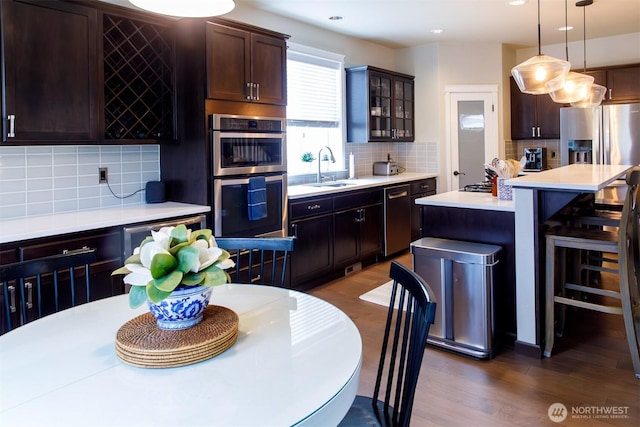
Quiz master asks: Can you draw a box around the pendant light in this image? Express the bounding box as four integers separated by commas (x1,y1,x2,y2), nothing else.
549,0,594,103
571,0,607,107
511,0,571,94
128,0,235,18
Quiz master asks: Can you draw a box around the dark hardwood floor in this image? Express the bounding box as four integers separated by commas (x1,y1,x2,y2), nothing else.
309,252,640,426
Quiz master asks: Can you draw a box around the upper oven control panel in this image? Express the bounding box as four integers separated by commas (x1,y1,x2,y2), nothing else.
213,115,285,133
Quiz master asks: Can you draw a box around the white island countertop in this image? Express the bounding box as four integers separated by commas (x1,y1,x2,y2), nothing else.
506,163,632,191
415,190,514,212
0,202,210,244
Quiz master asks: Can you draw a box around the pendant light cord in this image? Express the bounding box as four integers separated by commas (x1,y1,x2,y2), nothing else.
582,3,587,71
537,0,542,55
565,0,569,61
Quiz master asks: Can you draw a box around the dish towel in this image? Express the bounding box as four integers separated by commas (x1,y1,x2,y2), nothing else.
247,176,268,221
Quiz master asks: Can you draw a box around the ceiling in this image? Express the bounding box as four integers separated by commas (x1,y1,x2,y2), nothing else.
104,0,640,49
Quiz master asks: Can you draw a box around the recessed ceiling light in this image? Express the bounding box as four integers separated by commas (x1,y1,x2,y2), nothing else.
328,16,343,21
508,0,526,6
430,29,444,34
559,26,574,31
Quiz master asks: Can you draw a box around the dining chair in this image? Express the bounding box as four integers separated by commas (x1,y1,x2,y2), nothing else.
1,248,96,334
339,260,437,427
214,237,295,287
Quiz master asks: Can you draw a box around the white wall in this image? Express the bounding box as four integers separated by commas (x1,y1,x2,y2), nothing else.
515,33,640,68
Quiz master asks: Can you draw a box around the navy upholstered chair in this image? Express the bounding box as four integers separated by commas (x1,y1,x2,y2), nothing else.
214,237,295,288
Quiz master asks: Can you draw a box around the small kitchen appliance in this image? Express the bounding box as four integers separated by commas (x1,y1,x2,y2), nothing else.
373,161,399,176
523,147,546,171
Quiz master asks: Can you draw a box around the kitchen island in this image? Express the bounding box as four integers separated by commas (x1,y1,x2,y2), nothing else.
416,164,633,357
506,164,633,357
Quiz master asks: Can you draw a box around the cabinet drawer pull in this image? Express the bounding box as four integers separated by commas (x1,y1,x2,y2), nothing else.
7,114,16,138
307,204,321,211
25,281,33,309
8,285,16,313
62,246,90,255
388,191,408,200
608,88,612,100
255,83,260,101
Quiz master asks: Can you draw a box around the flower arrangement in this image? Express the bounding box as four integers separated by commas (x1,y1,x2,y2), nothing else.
112,224,235,309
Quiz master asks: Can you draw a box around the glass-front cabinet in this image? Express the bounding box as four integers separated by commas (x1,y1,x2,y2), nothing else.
346,66,414,143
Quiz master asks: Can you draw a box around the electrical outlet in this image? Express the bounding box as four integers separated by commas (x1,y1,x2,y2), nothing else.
99,167,108,184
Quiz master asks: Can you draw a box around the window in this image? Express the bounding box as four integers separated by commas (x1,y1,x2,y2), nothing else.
286,45,344,176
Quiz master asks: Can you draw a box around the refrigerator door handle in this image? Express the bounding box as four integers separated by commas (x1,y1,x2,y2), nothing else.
602,106,610,165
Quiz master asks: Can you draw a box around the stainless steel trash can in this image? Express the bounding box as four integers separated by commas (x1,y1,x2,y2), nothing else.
410,237,502,359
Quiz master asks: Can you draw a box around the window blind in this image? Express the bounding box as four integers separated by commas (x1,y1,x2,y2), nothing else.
287,52,340,126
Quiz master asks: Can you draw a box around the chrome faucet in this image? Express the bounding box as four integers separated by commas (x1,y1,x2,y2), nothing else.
317,146,336,183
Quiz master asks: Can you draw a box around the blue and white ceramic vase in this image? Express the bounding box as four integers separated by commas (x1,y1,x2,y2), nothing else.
147,285,213,330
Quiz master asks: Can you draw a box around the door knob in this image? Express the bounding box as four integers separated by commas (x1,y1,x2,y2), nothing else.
453,171,465,176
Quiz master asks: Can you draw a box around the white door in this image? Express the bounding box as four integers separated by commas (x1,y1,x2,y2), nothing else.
445,86,499,191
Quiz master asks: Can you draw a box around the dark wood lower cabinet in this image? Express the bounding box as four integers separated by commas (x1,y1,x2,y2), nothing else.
290,214,334,286
334,204,382,270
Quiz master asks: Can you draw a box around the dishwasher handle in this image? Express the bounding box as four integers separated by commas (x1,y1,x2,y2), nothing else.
387,190,408,200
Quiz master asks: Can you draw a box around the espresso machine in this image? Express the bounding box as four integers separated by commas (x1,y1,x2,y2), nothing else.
523,147,546,171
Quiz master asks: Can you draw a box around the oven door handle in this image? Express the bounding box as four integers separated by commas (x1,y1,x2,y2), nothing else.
217,175,283,186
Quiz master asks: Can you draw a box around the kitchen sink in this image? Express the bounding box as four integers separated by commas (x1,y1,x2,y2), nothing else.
305,182,356,188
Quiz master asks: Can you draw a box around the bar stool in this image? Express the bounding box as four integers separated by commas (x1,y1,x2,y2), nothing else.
544,166,640,379
544,226,621,358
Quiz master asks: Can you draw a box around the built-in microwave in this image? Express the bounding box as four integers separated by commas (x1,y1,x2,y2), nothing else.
209,114,286,177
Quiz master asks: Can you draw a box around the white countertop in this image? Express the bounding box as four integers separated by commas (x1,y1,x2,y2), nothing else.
0,202,211,244
506,164,633,191
288,172,438,199
415,190,515,212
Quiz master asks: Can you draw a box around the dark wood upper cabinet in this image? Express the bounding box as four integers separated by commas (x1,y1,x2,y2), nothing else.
102,12,176,141
509,77,561,140
578,64,639,104
206,22,287,106
1,0,99,143
346,66,415,143
605,64,640,103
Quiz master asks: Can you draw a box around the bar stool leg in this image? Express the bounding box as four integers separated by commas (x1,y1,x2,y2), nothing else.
545,235,556,357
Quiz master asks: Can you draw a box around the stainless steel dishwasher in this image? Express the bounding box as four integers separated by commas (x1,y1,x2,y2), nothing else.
383,184,411,256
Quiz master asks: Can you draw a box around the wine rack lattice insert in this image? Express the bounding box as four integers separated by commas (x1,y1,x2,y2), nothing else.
103,15,174,140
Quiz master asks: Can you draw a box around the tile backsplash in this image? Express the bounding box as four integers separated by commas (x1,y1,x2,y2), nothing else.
0,145,160,220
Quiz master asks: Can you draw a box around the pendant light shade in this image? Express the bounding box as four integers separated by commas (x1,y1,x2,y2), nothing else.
570,0,606,108
549,0,593,103
571,83,606,107
128,0,235,17
512,55,571,94
511,0,570,94
549,72,594,103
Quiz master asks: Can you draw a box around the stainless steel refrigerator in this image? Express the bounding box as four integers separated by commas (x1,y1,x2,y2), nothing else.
560,103,640,204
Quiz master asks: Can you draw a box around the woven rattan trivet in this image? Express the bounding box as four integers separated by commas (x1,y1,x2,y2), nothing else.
115,305,238,368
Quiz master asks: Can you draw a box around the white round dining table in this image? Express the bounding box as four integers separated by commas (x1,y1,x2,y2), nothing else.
0,284,362,426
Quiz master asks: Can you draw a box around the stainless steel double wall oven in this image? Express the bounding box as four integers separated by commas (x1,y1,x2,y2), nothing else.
209,114,287,237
